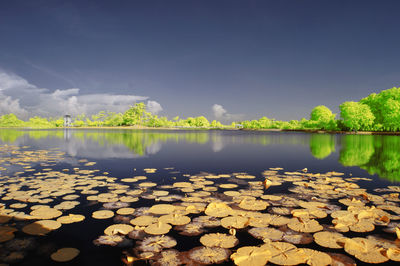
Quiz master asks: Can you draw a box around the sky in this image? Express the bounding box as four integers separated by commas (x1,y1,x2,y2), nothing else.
1,0,400,121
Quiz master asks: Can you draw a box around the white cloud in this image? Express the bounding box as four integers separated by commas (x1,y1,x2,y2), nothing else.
0,71,159,119
0,95,28,117
212,104,227,119
212,104,243,122
146,100,163,114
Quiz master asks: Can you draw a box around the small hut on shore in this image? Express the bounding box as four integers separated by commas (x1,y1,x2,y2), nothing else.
64,115,72,127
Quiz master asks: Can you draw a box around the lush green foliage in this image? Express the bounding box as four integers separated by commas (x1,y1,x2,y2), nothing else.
0,102,228,129
310,105,337,130
0,114,25,127
240,87,400,132
360,87,400,131
339,101,374,131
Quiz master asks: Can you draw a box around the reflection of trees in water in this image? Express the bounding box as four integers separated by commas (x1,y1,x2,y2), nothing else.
2,129,399,181
0,129,210,156
309,134,336,159
312,134,400,182
338,135,400,181
0,130,25,143
0,130,64,143
0,129,310,156
77,130,210,156
360,136,400,182
339,135,374,166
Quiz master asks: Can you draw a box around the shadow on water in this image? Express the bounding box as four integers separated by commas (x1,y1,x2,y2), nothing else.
1,128,400,182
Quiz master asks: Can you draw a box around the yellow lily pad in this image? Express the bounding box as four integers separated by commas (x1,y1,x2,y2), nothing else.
200,233,238,248
104,224,133,236
144,222,172,235
231,246,271,266
51,248,80,262
92,210,114,219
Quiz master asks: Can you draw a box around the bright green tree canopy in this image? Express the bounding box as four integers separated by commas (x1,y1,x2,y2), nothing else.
339,101,374,131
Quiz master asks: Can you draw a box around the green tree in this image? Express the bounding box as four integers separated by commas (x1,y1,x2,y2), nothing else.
310,105,336,130
360,87,400,131
0,114,25,127
210,120,223,128
339,101,374,131
27,116,54,128
381,99,400,131
104,112,124,126
50,117,64,127
194,116,210,127
123,102,148,126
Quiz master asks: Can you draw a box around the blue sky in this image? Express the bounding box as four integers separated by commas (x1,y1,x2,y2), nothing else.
1,0,399,121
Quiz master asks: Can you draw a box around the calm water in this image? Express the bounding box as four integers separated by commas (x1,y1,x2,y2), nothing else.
1,128,399,184
1,128,399,265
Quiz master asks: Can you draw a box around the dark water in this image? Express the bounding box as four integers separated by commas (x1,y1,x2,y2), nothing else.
1,128,399,184
0,128,400,265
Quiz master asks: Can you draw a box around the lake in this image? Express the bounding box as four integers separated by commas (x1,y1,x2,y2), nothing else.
0,128,399,265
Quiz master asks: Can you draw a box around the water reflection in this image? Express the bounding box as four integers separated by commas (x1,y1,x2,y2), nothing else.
1,129,400,181
345,135,400,182
309,134,336,159
312,134,400,182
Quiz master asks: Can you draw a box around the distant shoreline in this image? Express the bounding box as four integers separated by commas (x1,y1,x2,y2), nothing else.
2,126,400,135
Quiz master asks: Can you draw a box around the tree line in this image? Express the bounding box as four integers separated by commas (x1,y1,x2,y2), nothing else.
240,87,400,132
0,102,227,129
0,87,400,132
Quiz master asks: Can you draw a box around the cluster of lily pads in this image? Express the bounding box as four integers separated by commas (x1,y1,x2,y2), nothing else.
93,170,400,265
1,144,400,265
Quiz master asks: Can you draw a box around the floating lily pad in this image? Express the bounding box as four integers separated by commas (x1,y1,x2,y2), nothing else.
205,202,232,217
221,216,249,229
145,222,172,235
262,241,306,265
231,246,271,266
200,233,238,248
313,231,346,249
149,204,176,215
22,220,61,235
159,214,191,225
104,224,133,236
344,237,389,264
50,248,80,262
288,218,323,233
92,210,114,219
188,246,231,264
116,208,135,215
299,248,331,266
138,235,177,252
57,214,85,224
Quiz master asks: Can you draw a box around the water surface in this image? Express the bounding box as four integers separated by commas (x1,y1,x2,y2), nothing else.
1,128,399,183
1,129,399,265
